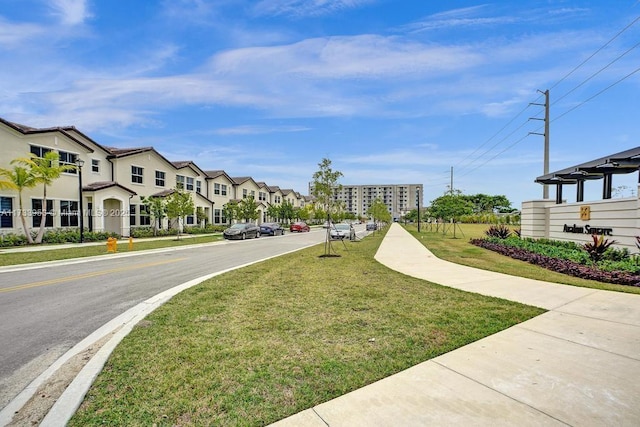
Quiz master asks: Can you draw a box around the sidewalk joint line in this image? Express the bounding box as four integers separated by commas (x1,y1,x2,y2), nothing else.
431,360,573,426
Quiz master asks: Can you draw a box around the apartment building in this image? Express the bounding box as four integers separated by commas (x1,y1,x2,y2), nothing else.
333,183,423,221
0,117,306,238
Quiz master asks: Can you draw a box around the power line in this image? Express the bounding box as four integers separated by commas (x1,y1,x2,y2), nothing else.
553,39,640,106
549,15,640,91
456,14,640,179
553,65,640,123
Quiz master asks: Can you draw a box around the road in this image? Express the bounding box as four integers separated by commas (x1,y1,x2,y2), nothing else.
0,228,331,410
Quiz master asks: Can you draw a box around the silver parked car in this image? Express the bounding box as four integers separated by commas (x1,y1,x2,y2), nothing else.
330,223,356,240
223,223,260,240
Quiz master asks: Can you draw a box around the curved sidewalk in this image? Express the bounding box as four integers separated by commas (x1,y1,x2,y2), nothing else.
271,223,640,426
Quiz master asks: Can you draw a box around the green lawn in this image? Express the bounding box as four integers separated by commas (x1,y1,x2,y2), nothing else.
405,222,640,295
68,227,544,426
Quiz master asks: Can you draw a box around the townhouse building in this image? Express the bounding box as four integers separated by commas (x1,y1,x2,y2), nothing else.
0,117,306,238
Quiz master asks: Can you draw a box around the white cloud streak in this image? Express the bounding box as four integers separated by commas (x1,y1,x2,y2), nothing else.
253,0,375,18
48,0,92,25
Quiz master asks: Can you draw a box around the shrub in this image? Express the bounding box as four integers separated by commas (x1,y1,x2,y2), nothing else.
583,234,616,263
485,224,511,239
184,225,225,234
0,233,28,247
130,227,178,238
601,246,630,262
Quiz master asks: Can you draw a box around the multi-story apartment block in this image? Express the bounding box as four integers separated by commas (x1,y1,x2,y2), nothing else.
332,183,423,221
0,117,306,238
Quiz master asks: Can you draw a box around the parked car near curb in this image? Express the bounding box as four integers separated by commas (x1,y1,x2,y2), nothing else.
330,223,356,240
223,223,260,240
366,222,377,231
290,221,310,232
260,222,285,236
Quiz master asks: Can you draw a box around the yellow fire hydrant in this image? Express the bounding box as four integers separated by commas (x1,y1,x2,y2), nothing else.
107,237,117,253
128,236,133,251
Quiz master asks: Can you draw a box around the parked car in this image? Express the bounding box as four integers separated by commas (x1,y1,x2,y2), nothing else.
366,222,377,231
290,221,310,232
330,223,356,240
322,221,334,228
260,222,285,236
223,223,260,240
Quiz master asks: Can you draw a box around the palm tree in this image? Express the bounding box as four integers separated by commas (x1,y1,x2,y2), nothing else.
0,164,39,244
14,151,76,243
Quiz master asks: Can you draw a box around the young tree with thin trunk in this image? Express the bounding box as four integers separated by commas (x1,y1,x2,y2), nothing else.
166,187,195,240
310,158,343,256
141,196,167,236
237,196,259,223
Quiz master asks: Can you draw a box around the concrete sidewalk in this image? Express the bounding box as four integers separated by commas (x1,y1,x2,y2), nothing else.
271,223,640,426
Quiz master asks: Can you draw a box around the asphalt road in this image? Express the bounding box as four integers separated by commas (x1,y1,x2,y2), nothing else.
0,228,330,410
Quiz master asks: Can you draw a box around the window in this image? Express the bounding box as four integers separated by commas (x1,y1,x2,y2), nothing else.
32,199,53,228
186,215,195,225
250,190,255,198
30,145,52,158
214,183,221,195
0,197,13,228
186,177,194,191
214,209,221,224
91,159,100,173
60,200,79,227
155,171,165,187
130,204,136,226
221,184,227,196
59,151,78,174
275,195,281,203
176,175,185,189
259,191,267,201
196,180,201,194
243,189,247,198
131,166,143,184
139,204,151,226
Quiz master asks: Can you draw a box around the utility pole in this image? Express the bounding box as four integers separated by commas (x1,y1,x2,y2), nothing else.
529,89,550,199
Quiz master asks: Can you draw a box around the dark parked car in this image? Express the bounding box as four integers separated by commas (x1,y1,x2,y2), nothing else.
260,222,285,236
366,222,377,231
290,221,310,232
223,223,260,240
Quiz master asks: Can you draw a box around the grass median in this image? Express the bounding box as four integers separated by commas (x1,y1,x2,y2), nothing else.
69,227,544,426
0,235,224,267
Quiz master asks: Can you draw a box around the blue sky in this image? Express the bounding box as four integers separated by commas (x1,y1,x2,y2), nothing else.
1,0,639,208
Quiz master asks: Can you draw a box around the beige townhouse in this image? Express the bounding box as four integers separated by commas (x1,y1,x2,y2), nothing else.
1,117,307,239
229,176,269,222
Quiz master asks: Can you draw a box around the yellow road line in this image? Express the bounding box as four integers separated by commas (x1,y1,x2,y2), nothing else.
0,257,187,294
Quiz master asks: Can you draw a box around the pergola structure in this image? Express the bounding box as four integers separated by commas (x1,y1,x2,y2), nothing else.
535,147,640,204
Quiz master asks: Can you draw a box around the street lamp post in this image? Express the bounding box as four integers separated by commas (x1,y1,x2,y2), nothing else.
416,188,421,232
76,159,85,243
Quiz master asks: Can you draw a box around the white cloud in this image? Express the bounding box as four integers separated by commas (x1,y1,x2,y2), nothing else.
253,0,375,18
0,17,44,47
49,0,92,25
214,125,311,135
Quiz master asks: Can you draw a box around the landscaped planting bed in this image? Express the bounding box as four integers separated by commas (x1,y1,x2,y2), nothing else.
470,225,640,287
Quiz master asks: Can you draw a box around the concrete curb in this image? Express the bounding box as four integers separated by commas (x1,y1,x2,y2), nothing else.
1,239,322,426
